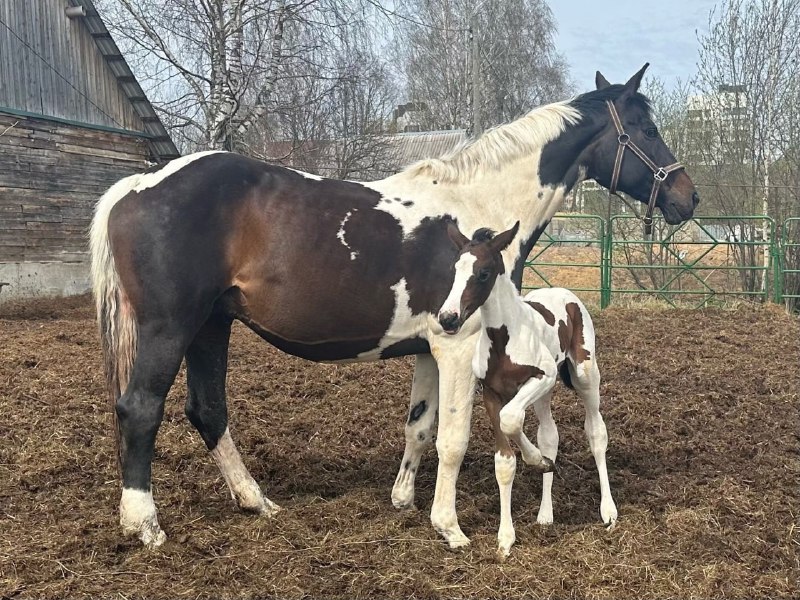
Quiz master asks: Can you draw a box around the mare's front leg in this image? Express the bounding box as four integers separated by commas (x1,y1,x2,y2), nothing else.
392,353,439,509
429,332,478,549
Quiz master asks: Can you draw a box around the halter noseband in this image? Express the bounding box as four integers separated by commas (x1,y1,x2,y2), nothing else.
605,100,684,235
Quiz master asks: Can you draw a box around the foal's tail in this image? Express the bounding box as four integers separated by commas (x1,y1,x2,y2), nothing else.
89,175,142,468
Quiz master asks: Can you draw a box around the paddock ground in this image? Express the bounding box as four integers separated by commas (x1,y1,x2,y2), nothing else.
1,296,798,599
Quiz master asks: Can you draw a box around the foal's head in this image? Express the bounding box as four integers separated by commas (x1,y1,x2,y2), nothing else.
437,221,520,335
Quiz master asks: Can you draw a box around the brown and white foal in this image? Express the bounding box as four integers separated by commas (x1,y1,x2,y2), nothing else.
437,221,617,558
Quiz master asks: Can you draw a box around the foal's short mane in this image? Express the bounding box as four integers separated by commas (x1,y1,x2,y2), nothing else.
402,102,582,184
470,228,495,243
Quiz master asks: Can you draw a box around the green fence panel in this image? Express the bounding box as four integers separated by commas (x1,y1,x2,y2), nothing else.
606,215,776,308
521,214,606,306
779,217,800,304
522,214,791,309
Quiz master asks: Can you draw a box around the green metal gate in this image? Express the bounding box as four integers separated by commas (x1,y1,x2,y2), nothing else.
523,214,795,308
778,217,800,306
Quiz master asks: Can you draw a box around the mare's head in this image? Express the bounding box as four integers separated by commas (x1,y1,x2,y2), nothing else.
579,63,699,224
437,221,520,335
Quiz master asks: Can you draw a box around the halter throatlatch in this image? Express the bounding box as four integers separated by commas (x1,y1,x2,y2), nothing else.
605,100,684,235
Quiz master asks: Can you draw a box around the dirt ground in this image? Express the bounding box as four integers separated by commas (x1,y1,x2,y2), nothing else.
1,296,798,599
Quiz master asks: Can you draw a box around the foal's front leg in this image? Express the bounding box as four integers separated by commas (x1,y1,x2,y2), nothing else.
392,354,439,509
483,388,516,560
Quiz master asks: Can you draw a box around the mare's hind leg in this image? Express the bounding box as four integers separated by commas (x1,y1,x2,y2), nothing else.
118,323,188,547
185,314,279,516
392,353,439,509
571,360,617,526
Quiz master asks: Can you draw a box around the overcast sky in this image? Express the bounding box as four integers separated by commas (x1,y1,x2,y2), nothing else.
549,0,720,91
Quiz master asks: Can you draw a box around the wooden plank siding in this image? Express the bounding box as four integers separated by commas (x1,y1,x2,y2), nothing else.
0,0,143,131
0,111,148,262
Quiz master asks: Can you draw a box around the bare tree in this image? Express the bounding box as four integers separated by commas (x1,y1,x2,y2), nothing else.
390,0,571,131
693,0,800,292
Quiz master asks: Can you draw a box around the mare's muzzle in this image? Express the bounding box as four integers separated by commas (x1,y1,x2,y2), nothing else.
438,311,461,335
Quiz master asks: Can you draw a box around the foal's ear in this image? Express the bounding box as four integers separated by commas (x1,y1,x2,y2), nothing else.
623,63,649,93
446,222,470,250
489,221,520,253
595,71,611,90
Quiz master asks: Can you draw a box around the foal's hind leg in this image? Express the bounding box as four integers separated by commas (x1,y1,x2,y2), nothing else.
392,353,439,509
185,315,279,516
571,360,617,526
117,323,188,547
532,392,559,525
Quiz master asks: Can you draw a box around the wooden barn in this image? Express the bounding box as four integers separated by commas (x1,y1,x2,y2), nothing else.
0,0,178,301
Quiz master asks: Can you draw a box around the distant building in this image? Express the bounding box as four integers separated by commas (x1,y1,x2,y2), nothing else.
686,85,750,165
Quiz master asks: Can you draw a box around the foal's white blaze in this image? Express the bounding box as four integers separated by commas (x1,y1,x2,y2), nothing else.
211,428,279,515
438,254,476,320
120,488,166,547
337,211,358,260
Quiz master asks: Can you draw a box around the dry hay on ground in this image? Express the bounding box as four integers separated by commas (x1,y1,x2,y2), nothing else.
1,296,798,599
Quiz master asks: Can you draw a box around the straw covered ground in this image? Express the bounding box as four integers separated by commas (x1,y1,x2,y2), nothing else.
1,296,798,599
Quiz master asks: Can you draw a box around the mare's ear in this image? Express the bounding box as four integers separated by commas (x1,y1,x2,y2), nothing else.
623,63,649,94
489,221,520,253
446,222,470,250
595,71,611,90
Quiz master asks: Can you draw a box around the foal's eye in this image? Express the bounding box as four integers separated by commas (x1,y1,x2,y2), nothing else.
477,270,491,282
645,126,658,139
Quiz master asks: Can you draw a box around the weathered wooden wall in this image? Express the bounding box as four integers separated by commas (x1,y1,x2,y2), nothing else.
0,0,143,131
0,110,148,263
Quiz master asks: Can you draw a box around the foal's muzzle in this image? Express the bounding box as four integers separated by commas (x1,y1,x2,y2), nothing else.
438,311,461,335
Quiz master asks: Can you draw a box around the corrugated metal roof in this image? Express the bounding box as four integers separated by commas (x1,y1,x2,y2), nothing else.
68,0,180,161
385,129,468,168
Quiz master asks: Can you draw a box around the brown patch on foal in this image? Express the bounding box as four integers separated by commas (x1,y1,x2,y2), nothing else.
484,326,545,402
526,301,555,326
565,302,591,363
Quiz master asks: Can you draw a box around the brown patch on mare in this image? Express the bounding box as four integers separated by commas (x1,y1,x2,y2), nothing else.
565,302,591,363
484,325,545,403
526,301,555,326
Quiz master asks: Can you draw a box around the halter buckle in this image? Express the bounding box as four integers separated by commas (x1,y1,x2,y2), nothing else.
617,133,630,146
654,168,668,181
643,215,653,226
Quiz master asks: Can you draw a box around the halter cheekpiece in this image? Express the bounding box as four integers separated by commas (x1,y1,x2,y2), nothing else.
605,100,684,235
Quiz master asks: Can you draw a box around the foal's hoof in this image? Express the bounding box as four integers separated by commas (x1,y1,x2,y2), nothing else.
535,456,557,474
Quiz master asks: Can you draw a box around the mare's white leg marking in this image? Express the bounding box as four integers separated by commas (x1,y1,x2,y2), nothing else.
495,451,517,559
575,363,617,526
211,428,280,516
337,211,359,260
120,488,166,547
429,334,477,549
532,393,558,525
392,354,439,509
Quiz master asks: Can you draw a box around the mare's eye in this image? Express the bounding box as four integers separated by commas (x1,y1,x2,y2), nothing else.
477,269,490,282
645,126,658,139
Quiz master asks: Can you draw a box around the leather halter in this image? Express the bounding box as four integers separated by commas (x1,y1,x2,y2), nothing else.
605,100,684,235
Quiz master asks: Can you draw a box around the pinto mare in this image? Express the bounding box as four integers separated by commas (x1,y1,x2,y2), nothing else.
437,222,615,558
90,64,697,548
